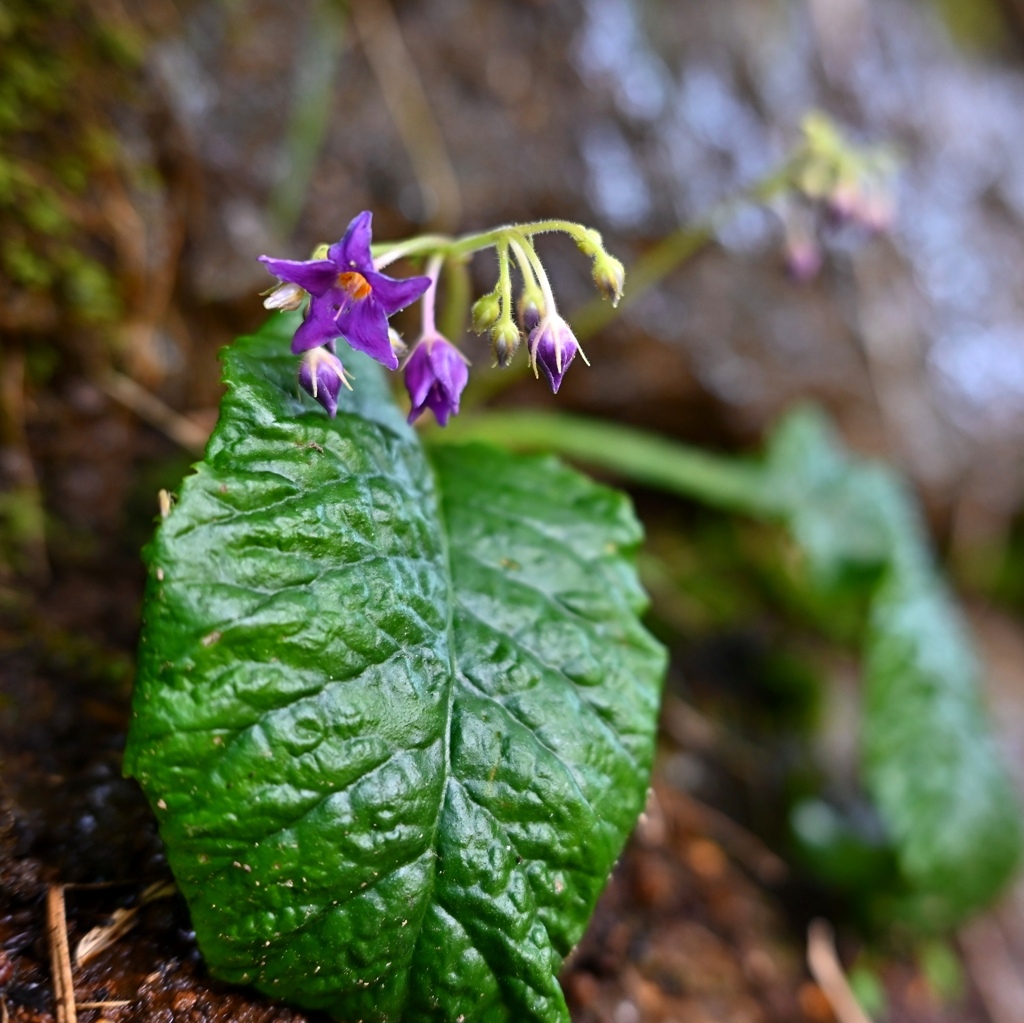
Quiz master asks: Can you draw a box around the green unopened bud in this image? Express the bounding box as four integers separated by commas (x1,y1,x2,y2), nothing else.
591,252,625,306
575,228,603,258
490,320,521,368
794,159,835,201
471,291,501,334
311,243,330,260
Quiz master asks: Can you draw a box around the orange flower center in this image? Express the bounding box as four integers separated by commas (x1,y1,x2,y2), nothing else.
337,271,372,300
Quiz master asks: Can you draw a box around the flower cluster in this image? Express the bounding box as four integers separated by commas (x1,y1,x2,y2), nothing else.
780,113,896,282
260,211,624,424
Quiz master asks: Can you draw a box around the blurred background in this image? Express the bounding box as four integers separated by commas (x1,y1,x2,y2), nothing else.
4,0,1024,1020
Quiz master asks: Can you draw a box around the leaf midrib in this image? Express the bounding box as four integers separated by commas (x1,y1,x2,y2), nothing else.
399,449,460,1020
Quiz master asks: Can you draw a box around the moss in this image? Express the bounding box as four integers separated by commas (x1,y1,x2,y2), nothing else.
0,0,154,339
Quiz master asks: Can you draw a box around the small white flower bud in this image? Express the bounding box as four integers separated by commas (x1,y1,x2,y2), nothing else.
263,281,306,311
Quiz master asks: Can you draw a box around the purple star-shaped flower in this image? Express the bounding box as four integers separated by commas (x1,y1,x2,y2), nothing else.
259,212,430,370
404,335,469,427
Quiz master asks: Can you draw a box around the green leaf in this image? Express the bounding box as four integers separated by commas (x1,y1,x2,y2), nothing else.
124,314,666,1022
863,566,1021,925
762,409,1021,922
760,407,897,587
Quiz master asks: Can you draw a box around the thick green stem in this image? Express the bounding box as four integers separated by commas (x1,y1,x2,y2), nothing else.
372,218,602,269
439,258,471,341
432,410,771,514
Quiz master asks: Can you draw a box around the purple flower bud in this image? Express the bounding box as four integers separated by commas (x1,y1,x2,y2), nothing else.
518,297,541,333
404,335,469,427
826,179,861,223
298,347,350,417
825,177,895,234
528,316,584,393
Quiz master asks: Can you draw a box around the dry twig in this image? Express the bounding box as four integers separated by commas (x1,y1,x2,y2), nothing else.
350,0,461,230
46,885,78,1023
960,912,1024,1023
99,370,208,454
807,919,873,1023
75,880,176,967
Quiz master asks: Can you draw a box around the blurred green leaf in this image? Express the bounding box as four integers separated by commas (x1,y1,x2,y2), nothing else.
443,405,1023,925
765,411,1021,924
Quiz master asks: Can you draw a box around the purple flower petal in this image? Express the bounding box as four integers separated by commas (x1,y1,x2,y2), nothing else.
328,211,374,271
291,298,343,354
259,256,338,297
404,346,435,410
337,296,399,370
259,212,434,375
364,270,432,317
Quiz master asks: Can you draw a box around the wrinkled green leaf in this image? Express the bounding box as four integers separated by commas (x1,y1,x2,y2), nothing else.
124,315,666,1022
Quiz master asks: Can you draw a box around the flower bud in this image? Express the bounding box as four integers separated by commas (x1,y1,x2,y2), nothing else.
528,315,583,393
855,188,895,233
471,292,501,334
575,228,603,258
263,281,306,311
405,334,469,427
298,347,350,417
490,320,521,368
517,296,541,333
591,252,625,306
